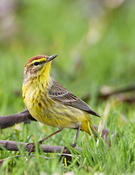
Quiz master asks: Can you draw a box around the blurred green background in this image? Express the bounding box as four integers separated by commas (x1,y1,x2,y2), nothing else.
0,0,135,174
0,0,135,113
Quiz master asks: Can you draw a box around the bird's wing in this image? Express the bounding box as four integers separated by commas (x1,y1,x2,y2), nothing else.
48,80,100,117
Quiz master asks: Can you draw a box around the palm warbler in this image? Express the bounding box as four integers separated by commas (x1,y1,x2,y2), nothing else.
22,54,100,146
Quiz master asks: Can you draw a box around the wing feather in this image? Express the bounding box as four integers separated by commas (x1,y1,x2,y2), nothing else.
49,80,100,117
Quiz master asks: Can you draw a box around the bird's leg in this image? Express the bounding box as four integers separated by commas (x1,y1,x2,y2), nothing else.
26,128,63,154
72,123,81,148
38,128,63,144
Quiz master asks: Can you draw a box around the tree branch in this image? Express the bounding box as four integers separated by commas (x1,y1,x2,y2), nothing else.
0,140,74,157
0,109,36,129
99,85,135,100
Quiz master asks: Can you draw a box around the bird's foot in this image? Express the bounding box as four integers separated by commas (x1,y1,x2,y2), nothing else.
71,142,76,148
26,142,35,155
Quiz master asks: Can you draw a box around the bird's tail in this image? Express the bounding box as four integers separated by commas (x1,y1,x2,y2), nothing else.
81,115,97,137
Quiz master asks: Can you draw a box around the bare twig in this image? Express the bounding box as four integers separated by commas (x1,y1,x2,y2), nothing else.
99,85,135,100
0,109,35,129
117,95,135,103
82,85,135,103
0,140,72,155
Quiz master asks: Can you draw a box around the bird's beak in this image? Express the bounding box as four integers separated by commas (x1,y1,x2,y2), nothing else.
47,54,57,62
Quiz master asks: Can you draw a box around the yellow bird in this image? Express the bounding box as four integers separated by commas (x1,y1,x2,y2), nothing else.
22,54,100,146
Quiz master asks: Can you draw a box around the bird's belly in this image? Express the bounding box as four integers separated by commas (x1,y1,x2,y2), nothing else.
29,101,86,129
23,87,88,129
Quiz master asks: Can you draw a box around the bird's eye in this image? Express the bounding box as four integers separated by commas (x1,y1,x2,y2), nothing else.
33,62,39,66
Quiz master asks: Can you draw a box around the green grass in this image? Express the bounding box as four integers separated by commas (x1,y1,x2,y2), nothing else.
0,0,135,174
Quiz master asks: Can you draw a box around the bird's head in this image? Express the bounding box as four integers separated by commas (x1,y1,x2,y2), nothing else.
23,54,57,84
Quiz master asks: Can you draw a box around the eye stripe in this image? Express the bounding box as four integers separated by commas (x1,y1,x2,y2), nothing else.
33,61,46,66
33,62,39,66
